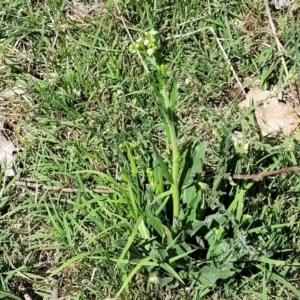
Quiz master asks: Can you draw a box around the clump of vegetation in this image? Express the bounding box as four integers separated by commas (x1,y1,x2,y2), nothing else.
0,0,300,299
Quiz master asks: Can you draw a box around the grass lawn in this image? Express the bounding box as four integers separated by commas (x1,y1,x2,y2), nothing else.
1,0,300,299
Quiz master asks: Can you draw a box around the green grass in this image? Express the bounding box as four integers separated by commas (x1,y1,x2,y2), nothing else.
1,0,300,299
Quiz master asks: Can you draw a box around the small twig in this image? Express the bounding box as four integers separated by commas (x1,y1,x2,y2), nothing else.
264,0,289,77
52,278,59,300
90,267,97,284
95,163,117,172
202,166,300,180
11,166,300,195
234,166,300,179
49,183,69,195
13,181,115,194
22,292,32,300
49,180,73,195
113,0,149,73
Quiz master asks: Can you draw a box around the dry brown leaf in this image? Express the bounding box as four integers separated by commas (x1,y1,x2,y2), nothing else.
274,0,290,9
0,123,16,177
67,0,108,22
238,86,299,136
0,87,26,100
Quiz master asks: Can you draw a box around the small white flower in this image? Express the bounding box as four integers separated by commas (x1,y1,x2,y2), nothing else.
198,182,208,191
73,89,81,97
149,29,158,36
232,131,249,154
136,37,143,43
147,48,155,56
144,39,149,46
117,89,123,95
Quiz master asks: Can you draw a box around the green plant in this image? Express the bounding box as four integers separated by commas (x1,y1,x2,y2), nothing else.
1,1,300,299
75,30,250,297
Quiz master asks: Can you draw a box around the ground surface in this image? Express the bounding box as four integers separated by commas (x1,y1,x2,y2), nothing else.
1,0,300,299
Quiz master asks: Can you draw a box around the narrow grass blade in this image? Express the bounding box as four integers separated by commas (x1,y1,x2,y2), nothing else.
115,255,154,298
44,201,64,238
263,268,267,300
249,222,299,234
151,143,173,184
0,292,21,300
169,79,178,108
227,182,253,222
169,249,197,263
256,264,300,297
126,143,138,176
116,215,143,267
161,263,184,284
150,189,172,206
50,252,91,277
258,257,300,267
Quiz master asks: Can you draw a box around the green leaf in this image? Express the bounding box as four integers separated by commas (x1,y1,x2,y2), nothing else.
271,271,300,297
256,264,300,298
191,142,208,174
115,242,145,264
150,189,172,207
152,246,169,261
124,172,140,219
125,143,138,176
145,208,164,237
161,263,184,284
151,142,173,183
182,185,205,214
73,170,137,217
169,79,178,107
227,182,254,222
50,252,91,277
115,256,155,298
0,292,22,300
162,225,173,243
138,219,150,240
155,194,170,216
263,268,267,300
249,222,298,234
184,219,206,238
169,249,197,263
258,257,300,267
178,143,194,187
199,266,235,287
149,272,173,286
116,216,144,267
158,108,171,139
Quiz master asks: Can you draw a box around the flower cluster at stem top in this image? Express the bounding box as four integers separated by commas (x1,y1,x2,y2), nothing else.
129,29,158,56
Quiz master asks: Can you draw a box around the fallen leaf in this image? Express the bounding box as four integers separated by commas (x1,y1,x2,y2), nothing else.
238,86,299,136
0,123,16,177
274,0,298,10
0,87,26,99
274,0,290,9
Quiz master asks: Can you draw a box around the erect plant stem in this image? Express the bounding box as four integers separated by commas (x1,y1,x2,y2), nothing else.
264,0,289,77
161,86,180,220
170,125,180,219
